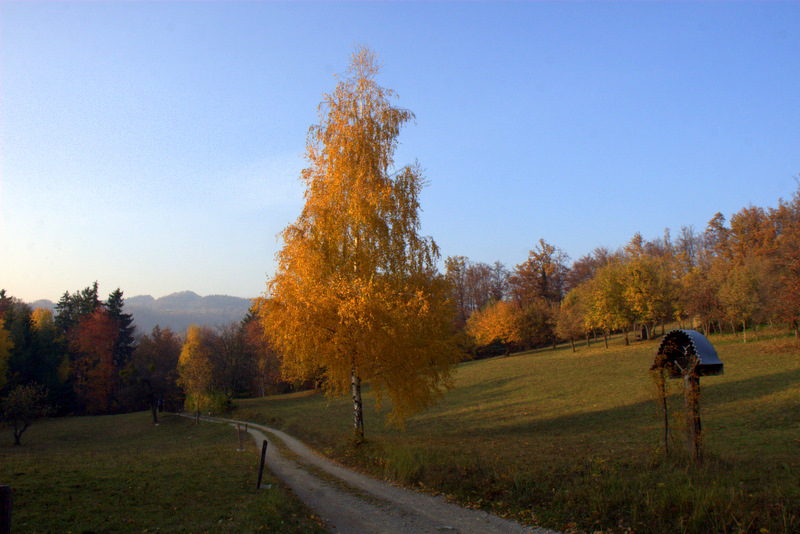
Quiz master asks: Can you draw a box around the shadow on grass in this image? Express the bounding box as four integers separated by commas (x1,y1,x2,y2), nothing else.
441,367,800,446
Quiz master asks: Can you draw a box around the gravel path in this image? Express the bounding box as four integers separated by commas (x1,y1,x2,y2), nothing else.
190,414,558,534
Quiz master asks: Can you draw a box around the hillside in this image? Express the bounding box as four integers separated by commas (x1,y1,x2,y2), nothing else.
232,331,800,534
28,291,253,335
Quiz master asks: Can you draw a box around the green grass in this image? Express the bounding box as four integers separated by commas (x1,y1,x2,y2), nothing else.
231,330,800,534
0,412,325,534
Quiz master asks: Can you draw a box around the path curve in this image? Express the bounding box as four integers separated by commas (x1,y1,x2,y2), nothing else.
185,414,558,534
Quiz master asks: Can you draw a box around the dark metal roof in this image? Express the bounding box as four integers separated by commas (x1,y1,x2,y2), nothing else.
656,329,724,378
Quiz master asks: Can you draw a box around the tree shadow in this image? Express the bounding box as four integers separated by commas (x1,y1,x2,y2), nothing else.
430,367,800,447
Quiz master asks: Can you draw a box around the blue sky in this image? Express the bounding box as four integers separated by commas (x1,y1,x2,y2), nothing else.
2,1,799,304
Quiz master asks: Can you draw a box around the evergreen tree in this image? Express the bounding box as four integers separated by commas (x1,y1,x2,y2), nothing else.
107,288,136,367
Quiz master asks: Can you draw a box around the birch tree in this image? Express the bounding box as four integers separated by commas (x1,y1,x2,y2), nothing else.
178,324,213,423
261,46,456,441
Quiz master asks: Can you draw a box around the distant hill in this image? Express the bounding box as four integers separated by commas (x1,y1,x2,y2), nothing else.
27,292,254,336
30,299,57,312
125,291,254,334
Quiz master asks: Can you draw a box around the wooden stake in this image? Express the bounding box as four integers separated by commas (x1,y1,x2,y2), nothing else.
256,439,268,489
0,486,11,534
684,370,702,463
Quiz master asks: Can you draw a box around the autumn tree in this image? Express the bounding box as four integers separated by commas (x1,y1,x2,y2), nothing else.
261,46,457,441
1,383,49,445
0,296,65,410
506,239,569,348
70,308,118,414
585,261,631,348
509,239,569,306
465,300,523,354
624,253,676,340
718,258,768,342
210,321,250,397
678,267,722,336
0,325,12,391
124,325,182,422
729,205,776,262
243,303,288,396
565,247,616,292
556,287,587,352
775,185,800,338
178,324,214,423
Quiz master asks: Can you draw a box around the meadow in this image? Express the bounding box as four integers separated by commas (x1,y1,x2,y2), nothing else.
0,412,325,533
232,330,800,534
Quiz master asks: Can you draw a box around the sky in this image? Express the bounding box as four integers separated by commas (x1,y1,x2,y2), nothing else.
2,1,799,304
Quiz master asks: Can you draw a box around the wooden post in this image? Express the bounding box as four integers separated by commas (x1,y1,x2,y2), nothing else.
256,439,268,489
655,368,669,456
1,485,11,534
684,369,702,463
237,423,244,450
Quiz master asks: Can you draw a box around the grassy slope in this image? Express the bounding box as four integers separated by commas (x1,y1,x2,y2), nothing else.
232,330,800,534
0,412,325,534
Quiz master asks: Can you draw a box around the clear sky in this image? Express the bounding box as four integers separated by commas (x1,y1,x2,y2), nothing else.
2,1,799,304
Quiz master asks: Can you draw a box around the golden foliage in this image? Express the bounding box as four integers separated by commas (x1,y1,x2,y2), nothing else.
178,324,213,413
465,300,522,348
262,46,457,427
0,326,13,390
31,307,54,332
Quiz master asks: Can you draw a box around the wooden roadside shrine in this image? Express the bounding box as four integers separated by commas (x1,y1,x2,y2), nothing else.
651,329,724,462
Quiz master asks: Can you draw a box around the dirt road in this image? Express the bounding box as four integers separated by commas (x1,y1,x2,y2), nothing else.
192,415,558,534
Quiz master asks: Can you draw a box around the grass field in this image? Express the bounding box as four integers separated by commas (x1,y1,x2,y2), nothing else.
231,330,800,534
0,412,325,533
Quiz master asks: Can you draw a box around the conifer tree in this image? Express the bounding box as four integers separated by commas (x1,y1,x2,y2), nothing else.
107,288,136,367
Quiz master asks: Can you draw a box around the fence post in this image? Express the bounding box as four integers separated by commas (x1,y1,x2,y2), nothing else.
237,423,245,451
256,439,268,489
1,485,11,534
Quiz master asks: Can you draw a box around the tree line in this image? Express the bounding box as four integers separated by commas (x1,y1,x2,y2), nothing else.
0,282,298,443
452,185,800,355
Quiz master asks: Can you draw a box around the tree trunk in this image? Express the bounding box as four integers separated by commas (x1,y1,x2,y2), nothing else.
623,327,629,346
351,369,364,443
603,331,608,349
570,338,575,353
146,382,158,424
13,424,25,446
585,332,590,347
742,320,747,343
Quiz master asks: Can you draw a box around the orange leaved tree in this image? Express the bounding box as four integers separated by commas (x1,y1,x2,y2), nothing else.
465,300,522,354
70,308,118,414
178,324,213,423
261,46,456,442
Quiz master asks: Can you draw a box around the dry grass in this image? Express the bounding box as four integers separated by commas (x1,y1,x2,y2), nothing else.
232,330,800,533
